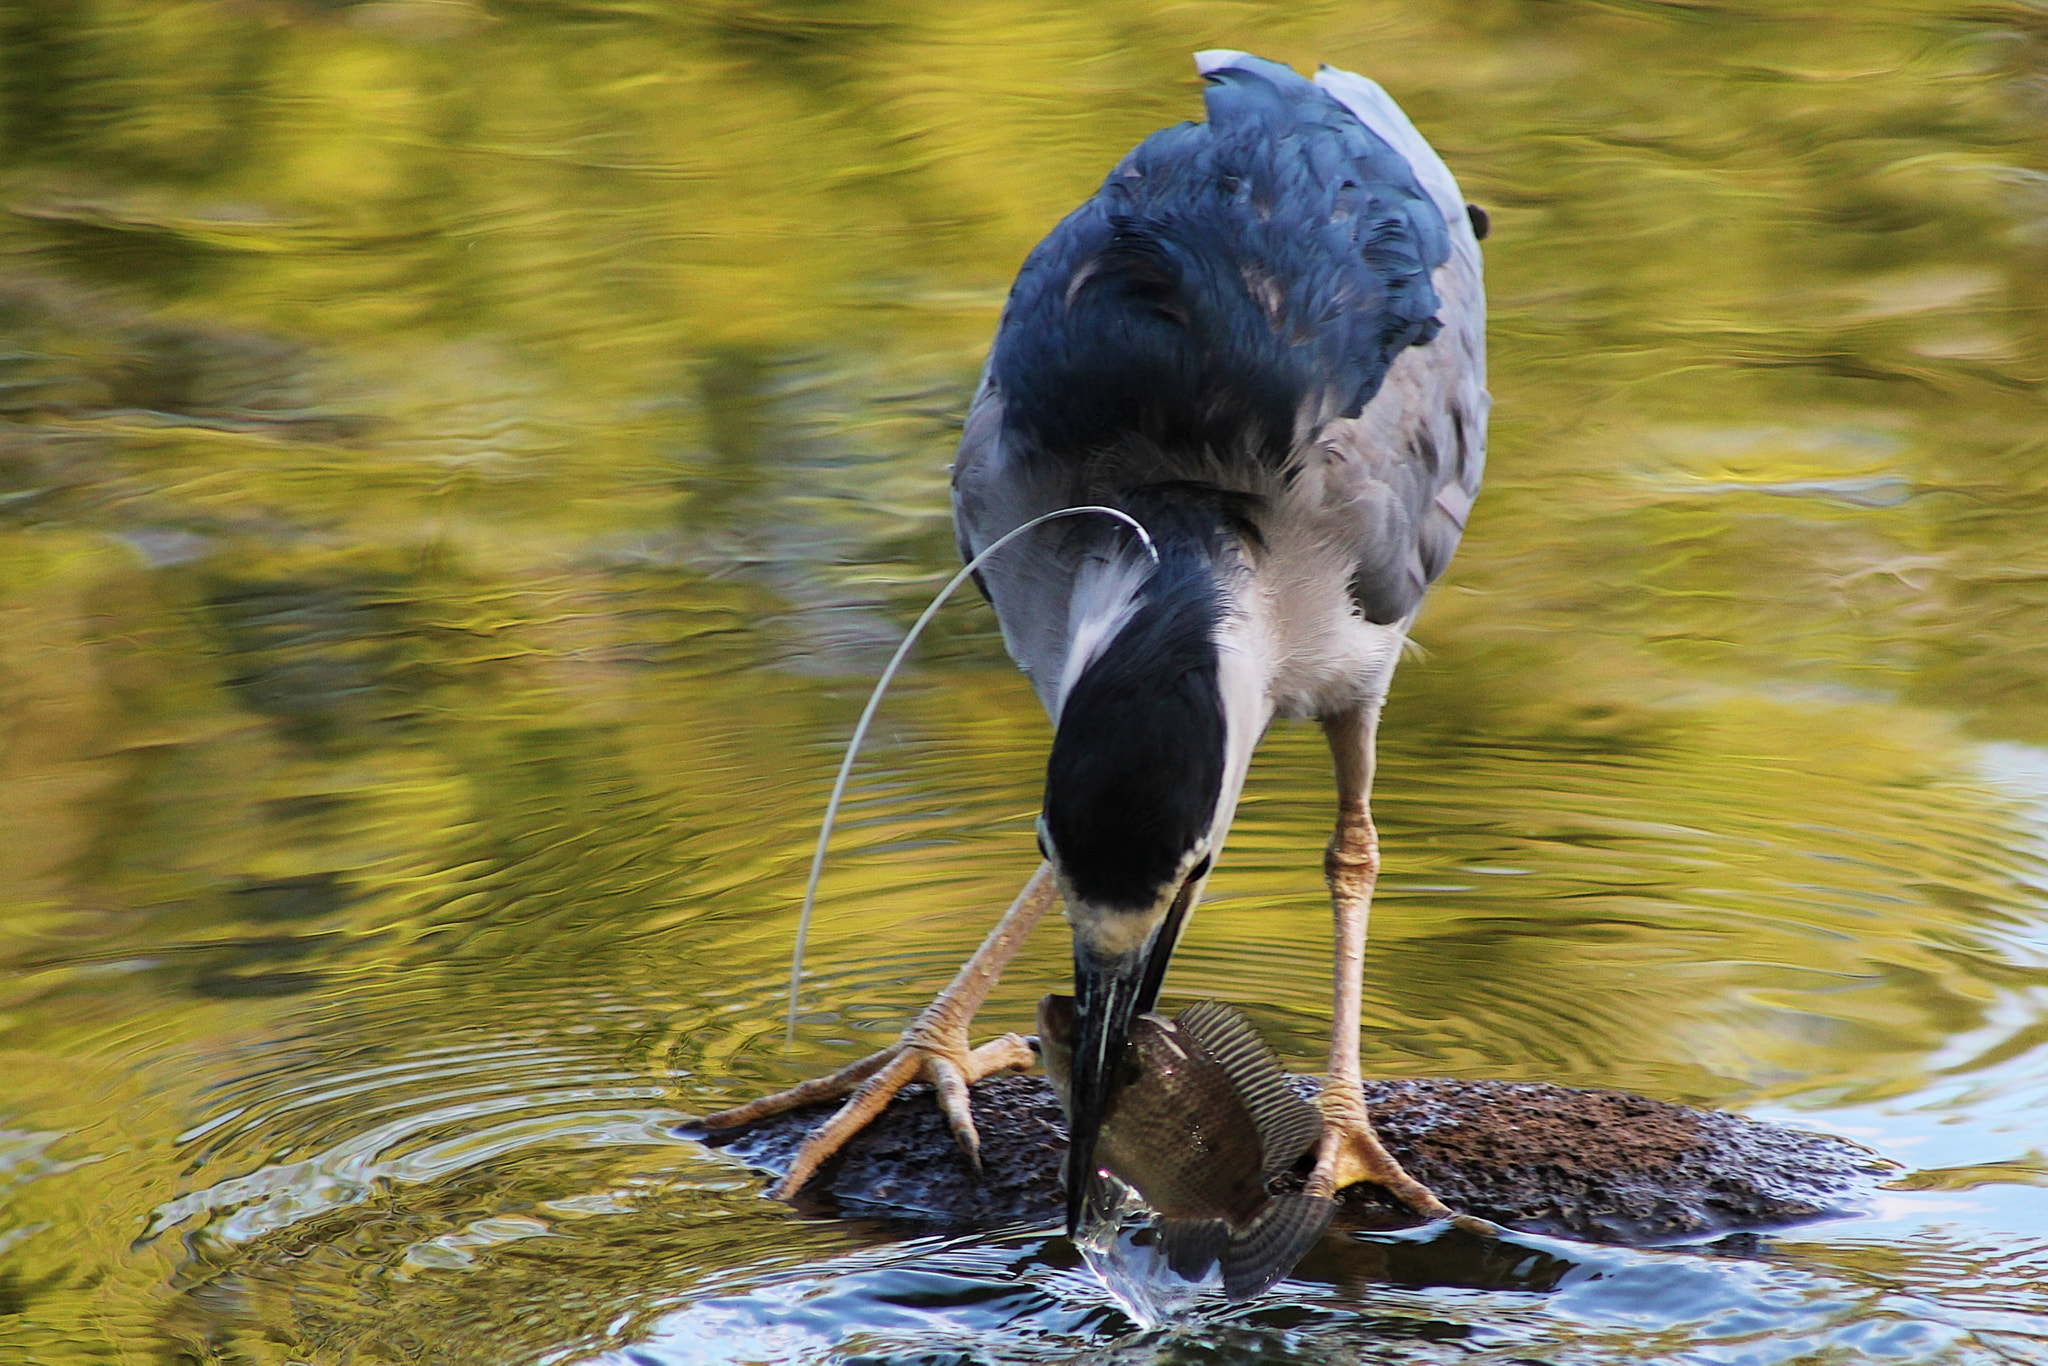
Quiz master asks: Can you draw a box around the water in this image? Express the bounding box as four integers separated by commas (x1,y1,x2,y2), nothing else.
1073,1176,1217,1331
2,2,2047,1362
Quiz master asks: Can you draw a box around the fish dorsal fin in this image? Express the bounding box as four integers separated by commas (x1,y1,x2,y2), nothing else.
1173,1001,1324,1179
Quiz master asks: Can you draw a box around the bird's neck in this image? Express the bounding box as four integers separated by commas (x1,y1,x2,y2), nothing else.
1043,541,1269,913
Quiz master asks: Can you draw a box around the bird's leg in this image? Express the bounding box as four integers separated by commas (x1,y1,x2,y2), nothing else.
1307,708,1494,1233
699,861,1055,1199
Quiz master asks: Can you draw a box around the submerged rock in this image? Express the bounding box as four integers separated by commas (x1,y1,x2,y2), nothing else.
687,1072,1892,1245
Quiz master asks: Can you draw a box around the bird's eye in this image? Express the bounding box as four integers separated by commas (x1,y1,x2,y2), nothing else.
1188,855,1212,882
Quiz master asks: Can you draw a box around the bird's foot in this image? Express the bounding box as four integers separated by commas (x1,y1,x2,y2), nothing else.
697,1017,1035,1199
1306,1080,1501,1237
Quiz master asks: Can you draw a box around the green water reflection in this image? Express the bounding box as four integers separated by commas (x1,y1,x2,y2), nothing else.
2,1,2047,1363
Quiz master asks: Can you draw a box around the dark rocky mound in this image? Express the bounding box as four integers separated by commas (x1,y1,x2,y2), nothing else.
686,1072,1892,1245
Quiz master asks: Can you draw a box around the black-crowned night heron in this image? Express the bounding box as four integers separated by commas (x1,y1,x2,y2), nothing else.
704,50,1488,1235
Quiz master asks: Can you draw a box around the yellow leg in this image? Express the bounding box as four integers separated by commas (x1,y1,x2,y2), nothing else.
699,862,1055,1199
1306,708,1497,1234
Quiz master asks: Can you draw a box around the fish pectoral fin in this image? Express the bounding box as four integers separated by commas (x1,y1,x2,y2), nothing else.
1154,1216,1230,1285
1251,1099,1325,1183
1220,1193,1336,1301
1173,1001,1324,1178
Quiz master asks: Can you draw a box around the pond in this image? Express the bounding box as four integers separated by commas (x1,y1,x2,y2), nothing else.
1,2,2046,1362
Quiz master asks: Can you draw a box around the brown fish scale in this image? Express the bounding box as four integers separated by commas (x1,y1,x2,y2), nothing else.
688,1072,1890,1245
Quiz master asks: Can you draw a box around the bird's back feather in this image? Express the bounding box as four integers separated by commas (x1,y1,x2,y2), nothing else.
990,54,1449,470
953,53,1487,714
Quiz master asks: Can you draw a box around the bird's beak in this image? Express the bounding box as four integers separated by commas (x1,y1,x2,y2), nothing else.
1063,941,1147,1233
1061,877,1197,1234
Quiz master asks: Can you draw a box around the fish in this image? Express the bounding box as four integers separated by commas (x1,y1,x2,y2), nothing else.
1038,994,1336,1300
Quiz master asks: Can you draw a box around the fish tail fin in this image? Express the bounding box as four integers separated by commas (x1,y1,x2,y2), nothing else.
1154,1216,1230,1285
1220,1193,1336,1301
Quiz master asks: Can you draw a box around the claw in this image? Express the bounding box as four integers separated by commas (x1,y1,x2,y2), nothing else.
772,1049,924,1198
930,1053,982,1171
699,1049,893,1131
966,1033,1036,1076
697,866,1058,1204
701,1028,1038,1200
1308,1081,1491,1233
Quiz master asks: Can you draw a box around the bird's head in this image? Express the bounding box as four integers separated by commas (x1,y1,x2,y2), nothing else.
1041,812,1217,1234
1036,540,1232,1234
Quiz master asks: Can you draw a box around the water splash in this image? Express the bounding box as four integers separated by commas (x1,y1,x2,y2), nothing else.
1072,1174,1215,1329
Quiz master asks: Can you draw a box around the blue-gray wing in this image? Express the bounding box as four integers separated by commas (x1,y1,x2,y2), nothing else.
954,53,1488,699
1301,58,1487,624
988,54,1452,473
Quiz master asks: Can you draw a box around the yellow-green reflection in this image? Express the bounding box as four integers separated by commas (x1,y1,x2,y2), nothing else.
0,1,2046,1363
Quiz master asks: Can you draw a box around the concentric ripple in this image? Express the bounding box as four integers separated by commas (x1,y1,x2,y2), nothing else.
3,4,2048,1365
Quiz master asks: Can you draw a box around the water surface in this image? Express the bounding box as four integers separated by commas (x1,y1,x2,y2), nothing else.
2,2,2047,1362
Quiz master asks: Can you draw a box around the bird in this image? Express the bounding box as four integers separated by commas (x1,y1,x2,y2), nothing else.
702,49,1489,1239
